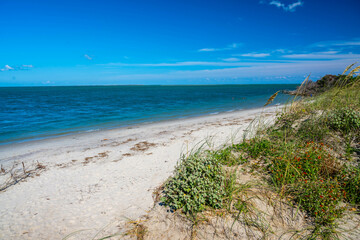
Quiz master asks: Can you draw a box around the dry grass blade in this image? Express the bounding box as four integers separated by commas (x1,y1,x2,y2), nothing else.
347,65,360,78
297,74,311,96
335,63,358,88
334,64,360,95
341,62,357,76
350,75,360,89
264,91,279,107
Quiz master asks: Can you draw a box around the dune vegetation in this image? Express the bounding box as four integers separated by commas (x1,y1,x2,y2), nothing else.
156,64,360,239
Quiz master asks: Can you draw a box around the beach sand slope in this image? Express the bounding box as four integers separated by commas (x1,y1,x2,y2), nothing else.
0,107,279,239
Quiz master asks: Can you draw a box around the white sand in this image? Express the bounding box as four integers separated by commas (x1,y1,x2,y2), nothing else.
0,106,280,239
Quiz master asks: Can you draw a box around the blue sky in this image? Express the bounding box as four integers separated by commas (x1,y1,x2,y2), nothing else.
0,0,360,86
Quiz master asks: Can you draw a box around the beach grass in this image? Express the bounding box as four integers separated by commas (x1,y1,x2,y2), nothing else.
159,63,360,239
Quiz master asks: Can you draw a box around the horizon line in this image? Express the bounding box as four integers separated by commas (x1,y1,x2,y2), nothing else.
0,83,301,88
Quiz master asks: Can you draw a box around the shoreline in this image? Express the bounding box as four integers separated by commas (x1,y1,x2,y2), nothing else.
0,105,282,164
0,104,281,147
0,105,281,239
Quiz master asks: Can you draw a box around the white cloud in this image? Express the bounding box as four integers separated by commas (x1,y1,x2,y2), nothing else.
228,43,242,48
42,80,54,85
0,64,34,72
1,65,14,71
222,58,240,62
269,1,303,12
84,54,92,60
102,59,300,68
236,53,270,57
103,61,254,67
282,52,360,59
288,1,303,11
5,65,14,70
198,48,216,52
105,59,358,82
22,65,34,68
318,51,339,54
273,49,286,53
198,43,242,52
313,39,360,48
335,41,360,46
270,1,283,8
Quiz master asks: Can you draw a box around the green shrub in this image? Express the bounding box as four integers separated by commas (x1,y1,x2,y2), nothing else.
268,142,339,185
265,141,346,224
328,107,360,134
291,179,344,225
161,153,225,214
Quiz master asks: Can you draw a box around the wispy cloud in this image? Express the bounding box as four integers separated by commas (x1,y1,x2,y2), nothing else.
98,37,360,83
235,53,270,57
267,1,304,12
102,59,312,68
198,48,216,52
4,65,14,71
105,58,358,83
22,65,34,68
198,43,242,52
273,49,292,54
282,51,360,59
222,57,240,62
312,39,360,48
0,64,33,72
1,65,14,72
84,54,92,60
103,61,255,67
287,1,303,11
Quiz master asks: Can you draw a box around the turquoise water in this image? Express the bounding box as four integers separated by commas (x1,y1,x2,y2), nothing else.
0,85,297,145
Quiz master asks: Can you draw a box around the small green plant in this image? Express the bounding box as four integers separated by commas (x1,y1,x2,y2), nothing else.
291,179,344,225
212,147,234,165
234,138,272,159
328,107,360,134
212,147,247,166
161,153,225,214
269,142,339,185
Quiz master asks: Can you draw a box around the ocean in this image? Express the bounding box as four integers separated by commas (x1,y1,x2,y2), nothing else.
0,84,297,145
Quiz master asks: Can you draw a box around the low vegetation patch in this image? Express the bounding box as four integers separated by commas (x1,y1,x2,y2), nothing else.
159,64,360,239
161,152,225,214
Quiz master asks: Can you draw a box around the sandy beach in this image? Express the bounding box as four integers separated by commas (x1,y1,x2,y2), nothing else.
0,106,280,239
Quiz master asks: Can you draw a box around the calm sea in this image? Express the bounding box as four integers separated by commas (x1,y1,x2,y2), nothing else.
0,85,297,145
